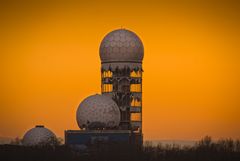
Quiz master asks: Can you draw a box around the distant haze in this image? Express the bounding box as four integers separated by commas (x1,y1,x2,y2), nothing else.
0,137,12,144
144,140,196,147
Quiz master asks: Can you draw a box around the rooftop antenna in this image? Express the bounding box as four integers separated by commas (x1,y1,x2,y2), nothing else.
121,26,125,30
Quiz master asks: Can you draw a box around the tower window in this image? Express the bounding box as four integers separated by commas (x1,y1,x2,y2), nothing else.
130,70,141,78
102,70,112,78
102,84,113,92
131,99,141,106
130,84,141,92
131,113,141,121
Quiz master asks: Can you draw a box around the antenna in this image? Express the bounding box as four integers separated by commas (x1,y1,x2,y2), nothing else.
120,26,125,29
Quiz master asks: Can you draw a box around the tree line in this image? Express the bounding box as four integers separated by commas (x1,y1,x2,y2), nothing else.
0,136,239,161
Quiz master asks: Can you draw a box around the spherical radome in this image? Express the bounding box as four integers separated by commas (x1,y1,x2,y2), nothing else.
76,94,120,129
100,29,144,63
22,125,56,146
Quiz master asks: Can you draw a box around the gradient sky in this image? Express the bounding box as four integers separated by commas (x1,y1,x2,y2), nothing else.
0,0,239,140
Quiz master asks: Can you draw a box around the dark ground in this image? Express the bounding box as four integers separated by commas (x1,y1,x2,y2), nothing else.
1,136,240,161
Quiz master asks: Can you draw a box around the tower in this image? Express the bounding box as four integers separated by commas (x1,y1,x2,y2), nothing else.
100,29,144,138
65,28,144,147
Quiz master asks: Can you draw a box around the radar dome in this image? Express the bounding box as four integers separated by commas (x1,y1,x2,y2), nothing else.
100,29,144,63
22,125,56,146
76,94,120,129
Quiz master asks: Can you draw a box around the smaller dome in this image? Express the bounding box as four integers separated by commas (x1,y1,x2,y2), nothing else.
22,125,56,146
100,29,144,63
76,94,120,129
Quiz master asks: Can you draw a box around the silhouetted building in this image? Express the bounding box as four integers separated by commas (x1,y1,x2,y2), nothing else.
65,29,144,147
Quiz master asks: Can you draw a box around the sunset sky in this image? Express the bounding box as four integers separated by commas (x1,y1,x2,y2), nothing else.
0,0,239,141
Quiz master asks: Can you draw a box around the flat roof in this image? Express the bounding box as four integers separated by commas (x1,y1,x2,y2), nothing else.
65,130,131,134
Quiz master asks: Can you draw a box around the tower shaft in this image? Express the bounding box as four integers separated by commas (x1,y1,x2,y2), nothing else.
101,67,142,134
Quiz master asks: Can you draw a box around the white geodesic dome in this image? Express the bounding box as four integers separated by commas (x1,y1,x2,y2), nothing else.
99,29,144,63
76,94,120,129
22,125,56,146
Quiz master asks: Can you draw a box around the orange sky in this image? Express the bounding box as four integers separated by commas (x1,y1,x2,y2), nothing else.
0,0,240,141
